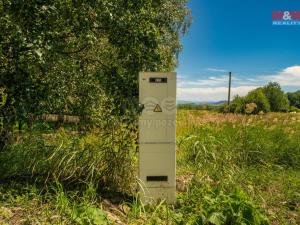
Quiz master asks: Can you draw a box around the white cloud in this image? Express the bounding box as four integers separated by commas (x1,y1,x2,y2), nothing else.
178,75,244,88
246,78,260,83
262,66,300,86
177,86,258,102
206,68,228,73
177,65,300,102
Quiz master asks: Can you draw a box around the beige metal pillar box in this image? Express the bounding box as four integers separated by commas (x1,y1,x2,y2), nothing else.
139,72,176,204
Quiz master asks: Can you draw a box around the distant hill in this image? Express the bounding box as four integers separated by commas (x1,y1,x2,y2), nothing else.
177,100,226,105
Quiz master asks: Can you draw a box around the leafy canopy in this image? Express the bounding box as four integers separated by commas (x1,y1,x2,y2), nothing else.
227,83,291,114
263,82,289,112
287,90,300,109
245,88,270,114
0,0,191,126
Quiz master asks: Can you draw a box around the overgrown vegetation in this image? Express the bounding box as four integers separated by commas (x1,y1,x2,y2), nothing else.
0,0,191,148
288,90,300,109
1,111,299,224
174,110,300,225
0,124,137,191
223,82,294,114
0,0,190,192
0,1,193,223
178,83,300,115
1,1,299,224
177,103,222,111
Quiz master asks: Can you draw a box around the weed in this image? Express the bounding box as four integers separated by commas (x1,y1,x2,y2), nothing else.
1,110,299,224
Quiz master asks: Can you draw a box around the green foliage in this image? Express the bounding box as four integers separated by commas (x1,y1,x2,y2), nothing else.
0,88,6,109
124,185,269,225
220,82,300,114
0,1,190,223
177,185,269,225
1,111,300,224
288,90,300,109
0,88,6,129
0,0,191,127
290,106,300,112
227,89,270,114
175,111,300,225
53,183,109,225
225,84,292,114
178,120,300,171
229,95,246,113
245,88,270,114
0,122,137,192
0,0,191,194
263,82,289,112
0,182,109,224
177,104,220,111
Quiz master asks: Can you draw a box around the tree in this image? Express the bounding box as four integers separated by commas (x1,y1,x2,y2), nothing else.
263,82,289,112
245,88,270,114
229,89,270,114
0,1,192,191
229,95,246,113
287,91,300,109
0,0,191,142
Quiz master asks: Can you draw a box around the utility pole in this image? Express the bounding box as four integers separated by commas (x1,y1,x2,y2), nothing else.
227,72,232,105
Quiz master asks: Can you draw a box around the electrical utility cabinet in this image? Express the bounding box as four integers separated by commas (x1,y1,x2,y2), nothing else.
139,72,176,204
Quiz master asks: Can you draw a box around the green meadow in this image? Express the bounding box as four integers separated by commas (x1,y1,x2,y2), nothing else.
1,110,299,225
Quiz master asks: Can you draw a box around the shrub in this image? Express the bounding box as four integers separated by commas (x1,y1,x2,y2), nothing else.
219,104,230,113
290,106,300,112
227,89,271,114
0,88,7,108
245,88,270,114
229,95,246,113
288,91,300,109
263,82,289,112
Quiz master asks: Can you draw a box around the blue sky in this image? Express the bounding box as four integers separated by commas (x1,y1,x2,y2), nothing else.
177,0,300,102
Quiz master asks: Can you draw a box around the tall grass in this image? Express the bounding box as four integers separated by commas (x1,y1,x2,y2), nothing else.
0,123,138,193
178,121,300,173
175,110,300,225
1,110,300,224
0,181,109,224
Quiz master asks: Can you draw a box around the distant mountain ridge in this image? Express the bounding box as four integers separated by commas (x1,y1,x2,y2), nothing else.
177,100,226,105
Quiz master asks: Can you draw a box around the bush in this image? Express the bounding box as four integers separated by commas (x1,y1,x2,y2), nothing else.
289,106,300,112
224,84,296,114
224,89,270,115
228,95,246,113
218,104,230,113
226,88,271,114
245,88,270,114
263,82,289,112
288,91,300,109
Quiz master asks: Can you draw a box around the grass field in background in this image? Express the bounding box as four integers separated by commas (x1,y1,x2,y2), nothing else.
0,110,300,224
175,110,300,225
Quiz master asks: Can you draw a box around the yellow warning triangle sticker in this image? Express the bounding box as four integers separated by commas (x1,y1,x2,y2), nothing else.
153,104,162,112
